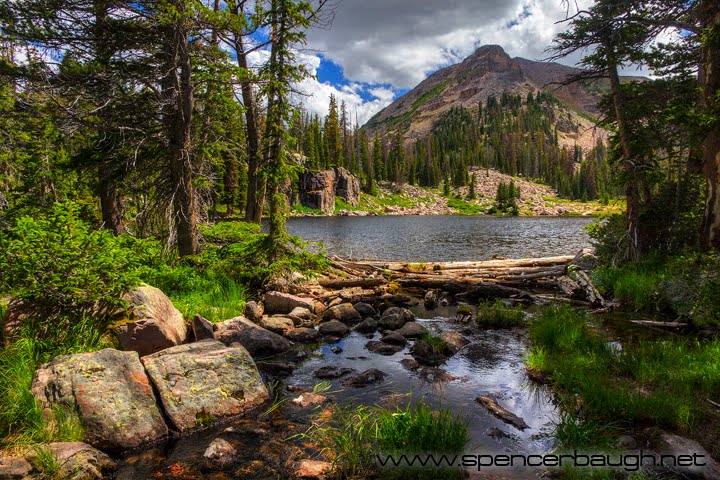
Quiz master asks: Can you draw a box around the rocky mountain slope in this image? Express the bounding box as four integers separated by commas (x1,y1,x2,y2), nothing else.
363,45,635,150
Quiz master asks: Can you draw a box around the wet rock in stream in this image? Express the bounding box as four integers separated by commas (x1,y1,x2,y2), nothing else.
203,438,237,468
353,302,378,318
394,321,427,338
379,332,407,346
318,320,349,337
365,340,404,355
314,366,355,379
321,303,361,324
378,307,415,330
341,368,386,387
354,317,377,333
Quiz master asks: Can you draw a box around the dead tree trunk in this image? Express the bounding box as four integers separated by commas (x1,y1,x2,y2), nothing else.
701,0,720,249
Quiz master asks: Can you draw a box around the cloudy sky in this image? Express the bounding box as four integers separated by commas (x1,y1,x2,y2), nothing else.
296,0,596,125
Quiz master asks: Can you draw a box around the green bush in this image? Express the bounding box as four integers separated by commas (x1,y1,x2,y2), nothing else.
476,299,526,328
0,202,145,341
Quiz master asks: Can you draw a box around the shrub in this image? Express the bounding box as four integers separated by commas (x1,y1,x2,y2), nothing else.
0,202,145,341
476,300,526,328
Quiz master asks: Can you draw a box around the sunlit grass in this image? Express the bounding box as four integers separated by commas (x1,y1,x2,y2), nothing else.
476,299,526,328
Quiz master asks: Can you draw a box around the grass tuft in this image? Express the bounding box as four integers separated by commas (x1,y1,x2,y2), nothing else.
476,300,526,328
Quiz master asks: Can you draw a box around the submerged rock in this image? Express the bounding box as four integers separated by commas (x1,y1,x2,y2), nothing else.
314,366,355,379
203,438,237,468
31,349,168,449
115,284,188,357
292,459,332,479
341,368,386,387
215,317,291,356
365,341,403,355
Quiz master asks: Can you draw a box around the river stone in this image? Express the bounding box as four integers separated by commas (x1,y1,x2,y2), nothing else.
313,301,327,315
25,442,115,480
653,430,720,479
354,318,377,333
400,358,421,370
341,368,386,387
291,392,330,409
424,290,439,309
285,327,319,343
442,332,470,356
318,320,349,337
395,322,427,338
259,316,295,335
365,341,403,356
289,307,315,321
314,366,354,379
31,349,168,449
321,303,361,325
353,302,377,318
244,301,264,322
264,291,315,315
378,307,415,330
192,314,214,341
215,317,291,357
380,332,407,346
115,284,188,357
410,341,447,366
142,339,269,432
203,438,237,467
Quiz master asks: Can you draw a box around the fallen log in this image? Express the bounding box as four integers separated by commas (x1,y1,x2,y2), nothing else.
366,255,574,272
475,396,529,430
319,277,387,290
569,268,606,309
631,320,689,329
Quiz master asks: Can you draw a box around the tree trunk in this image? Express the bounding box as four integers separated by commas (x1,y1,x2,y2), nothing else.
604,38,641,259
163,12,198,257
95,0,124,234
232,10,264,224
701,0,720,249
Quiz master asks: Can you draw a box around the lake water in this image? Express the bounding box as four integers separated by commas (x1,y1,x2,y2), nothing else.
287,215,594,261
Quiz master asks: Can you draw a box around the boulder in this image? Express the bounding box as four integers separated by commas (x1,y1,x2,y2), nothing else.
203,438,237,468
334,167,360,207
424,290,439,310
285,327,320,343
442,332,470,356
400,358,421,370
289,307,315,321
115,285,188,357
318,320,349,337
313,301,327,315
259,316,295,335
264,292,315,315
0,455,33,479
653,431,720,480
341,368,386,387
395,322,427,339
244,301,264,322
31,349,168,449
354,318,378,333
142,340,269,432
410,341,447,366
378,307,414,331
353,302,377,318
299,169,336,214
26,443,115,480
215,317,291,357
321,303,361,325
192,314,214,341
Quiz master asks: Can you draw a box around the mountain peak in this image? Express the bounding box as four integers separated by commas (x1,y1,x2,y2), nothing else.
471,44,507,56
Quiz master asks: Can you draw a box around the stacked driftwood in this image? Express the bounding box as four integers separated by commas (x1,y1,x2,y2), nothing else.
300,249,606,309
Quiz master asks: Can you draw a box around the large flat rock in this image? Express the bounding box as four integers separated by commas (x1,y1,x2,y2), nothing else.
31,349,168,450
142,340,269,431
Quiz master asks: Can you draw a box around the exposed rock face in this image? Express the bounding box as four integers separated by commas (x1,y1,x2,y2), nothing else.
192,314,214,341
31,349,168,449
215,317,291,357
142,340,269,432
115,285,188,357
27,442,115,480
322,303,362,325
299,169,336,213
334,167,360,207
264,292,315,315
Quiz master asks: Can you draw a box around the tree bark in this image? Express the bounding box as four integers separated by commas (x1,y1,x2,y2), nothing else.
163,8,198,256
231,6,265,224
701,0,720,249
604,37,641,259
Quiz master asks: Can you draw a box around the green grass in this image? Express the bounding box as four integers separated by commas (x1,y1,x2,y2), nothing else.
0,337,86,451
301,400,469,479
476,300,526,328
592,264,664,309
528,305,720,446
169,278,248,324
445,197,486,215
30,445,62,480
419,332,448,354
291,203,324,215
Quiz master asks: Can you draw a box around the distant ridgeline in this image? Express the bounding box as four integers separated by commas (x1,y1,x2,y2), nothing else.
290,45,622,202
